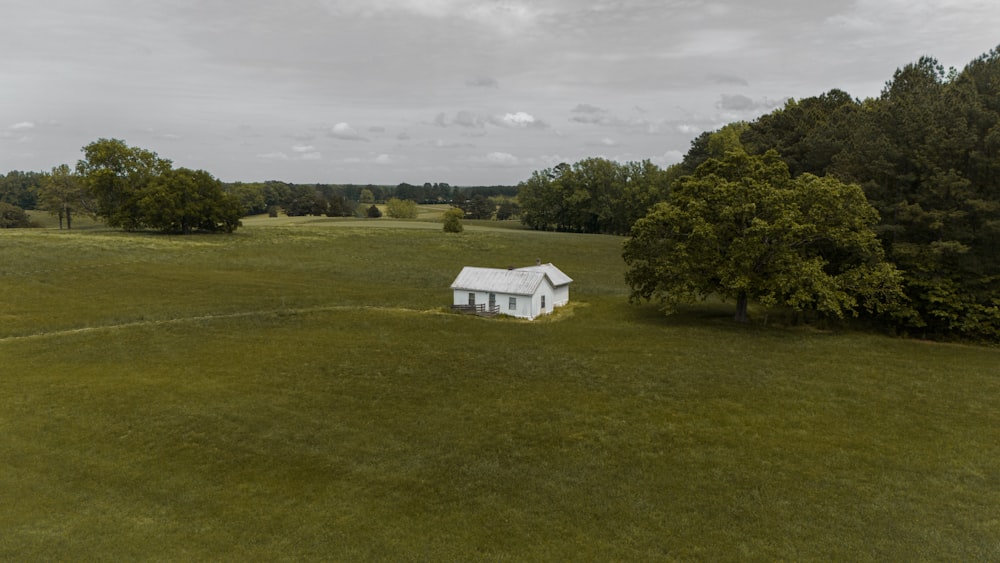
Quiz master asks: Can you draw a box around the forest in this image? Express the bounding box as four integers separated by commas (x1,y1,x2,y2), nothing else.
517,47,1000,341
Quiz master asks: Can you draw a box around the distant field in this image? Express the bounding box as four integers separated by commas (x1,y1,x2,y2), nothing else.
1,220,998,560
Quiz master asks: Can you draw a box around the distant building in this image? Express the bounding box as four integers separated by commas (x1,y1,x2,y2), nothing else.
450,261,573,320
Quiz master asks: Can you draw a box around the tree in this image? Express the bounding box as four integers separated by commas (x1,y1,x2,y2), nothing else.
359,188,375,204
77,138,172,230
38,164,90,229
517,158,668,234
442,206,464,232
624,150,903,323
366,204,382,218
138,168,243,234
0,202,33,228
0,170,43,210
385,197,418,219
76,139,242,234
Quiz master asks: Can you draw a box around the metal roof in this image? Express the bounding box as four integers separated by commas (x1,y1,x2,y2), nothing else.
515,263,573,286
450,263,573,295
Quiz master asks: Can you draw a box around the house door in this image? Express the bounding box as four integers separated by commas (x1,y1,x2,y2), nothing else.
489,293,496,310
468,292,476,306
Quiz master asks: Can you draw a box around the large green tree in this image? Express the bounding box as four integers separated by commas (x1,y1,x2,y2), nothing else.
76,138,172,230
38,164,91,229
624,150,903,323
139,168,243,234
76,138,243,234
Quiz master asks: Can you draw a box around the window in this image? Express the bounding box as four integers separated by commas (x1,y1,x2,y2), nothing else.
509,296,517,310
541,295,546,309
468,293,475,306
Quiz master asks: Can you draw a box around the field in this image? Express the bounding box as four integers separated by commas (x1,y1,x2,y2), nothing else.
2,215,999,560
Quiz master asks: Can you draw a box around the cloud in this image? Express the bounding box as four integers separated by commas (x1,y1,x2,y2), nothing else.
466,76,499,88
8,121,36,131
431,139,477,149
259,146,322,161
496,111,548,129
715,94,783,113
709,74,750,87
571,104,607,114
318,0,540,33
484,152,519,166
373,154,393,165
327,122,368,141
654,150,685,167
454,111,487,128
585,137,619,148
368,126,386,133
257,152,291,161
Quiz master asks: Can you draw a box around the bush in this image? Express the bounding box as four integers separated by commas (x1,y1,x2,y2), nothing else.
366,204,383,218
0,202,35,228
385,198,418,219
442,207,464,233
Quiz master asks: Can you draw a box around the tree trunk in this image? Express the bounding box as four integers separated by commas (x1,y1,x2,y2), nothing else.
734,292,749,323
65,206,72,230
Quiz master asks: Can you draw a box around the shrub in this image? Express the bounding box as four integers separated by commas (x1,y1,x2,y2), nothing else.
442,207,464,233
385,197,418,219
0,202,35,228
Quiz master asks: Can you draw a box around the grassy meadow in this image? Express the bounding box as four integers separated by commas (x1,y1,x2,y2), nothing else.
2,215,999,560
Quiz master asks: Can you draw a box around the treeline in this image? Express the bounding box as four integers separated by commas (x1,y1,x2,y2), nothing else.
516,46,1000,340
725,49,1000,340
224,181,520,220
517,158,674,235
1,159,521,227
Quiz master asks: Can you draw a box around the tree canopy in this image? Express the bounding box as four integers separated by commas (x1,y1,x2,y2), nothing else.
76,138,242,233
624,150,903,323
734,46,1000,339
518,158,670,235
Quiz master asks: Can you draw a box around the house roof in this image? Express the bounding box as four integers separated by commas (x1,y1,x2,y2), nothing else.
515,263,573,286
450,263,572,295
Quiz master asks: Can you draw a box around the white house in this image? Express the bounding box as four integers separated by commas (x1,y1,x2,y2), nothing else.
450,262,573,320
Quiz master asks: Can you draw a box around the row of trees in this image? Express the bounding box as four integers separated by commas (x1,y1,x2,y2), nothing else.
518,158,674,235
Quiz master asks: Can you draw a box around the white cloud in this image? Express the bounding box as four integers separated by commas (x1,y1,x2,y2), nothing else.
8,121,35,131
501,112,538,127
328,122,368,141
292,144,316,153
373,154,393,165
432,139,476,149
485,152,519,166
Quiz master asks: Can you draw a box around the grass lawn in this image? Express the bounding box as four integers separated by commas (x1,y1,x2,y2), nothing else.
1,221,998,560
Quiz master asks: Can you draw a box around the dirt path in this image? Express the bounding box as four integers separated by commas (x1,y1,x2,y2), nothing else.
0,305,448,344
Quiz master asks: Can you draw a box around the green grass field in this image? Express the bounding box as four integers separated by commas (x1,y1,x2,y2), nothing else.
2,218,998,560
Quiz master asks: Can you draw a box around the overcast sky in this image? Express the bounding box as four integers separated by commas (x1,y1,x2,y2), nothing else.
2,1,998,185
